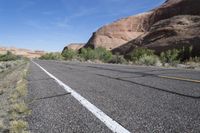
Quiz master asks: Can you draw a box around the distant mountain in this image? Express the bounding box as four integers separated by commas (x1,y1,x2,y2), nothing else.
83,0,200,56
0,46,45,58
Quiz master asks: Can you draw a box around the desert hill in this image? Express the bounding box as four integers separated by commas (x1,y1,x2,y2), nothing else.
0,46,45,58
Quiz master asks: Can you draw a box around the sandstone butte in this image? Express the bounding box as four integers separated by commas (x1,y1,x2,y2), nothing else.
82,0,200,56
0,47,45,58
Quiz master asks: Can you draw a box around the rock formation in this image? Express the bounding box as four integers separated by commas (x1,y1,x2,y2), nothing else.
83,0,200,56
62,43,85,53
112,0,200,55
84,12,152,50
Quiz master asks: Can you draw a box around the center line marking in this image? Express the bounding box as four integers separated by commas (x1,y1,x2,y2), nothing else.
159,75,200,83
32,61,131,133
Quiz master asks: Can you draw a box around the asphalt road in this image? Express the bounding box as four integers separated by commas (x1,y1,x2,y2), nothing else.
26,60,200,133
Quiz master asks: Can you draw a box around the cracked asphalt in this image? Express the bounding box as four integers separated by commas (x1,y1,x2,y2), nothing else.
26,60,200,133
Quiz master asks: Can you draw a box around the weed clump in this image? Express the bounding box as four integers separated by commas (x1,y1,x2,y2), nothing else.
10,120,29,133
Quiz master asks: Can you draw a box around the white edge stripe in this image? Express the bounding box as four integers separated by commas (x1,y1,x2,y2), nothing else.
32,61,131,133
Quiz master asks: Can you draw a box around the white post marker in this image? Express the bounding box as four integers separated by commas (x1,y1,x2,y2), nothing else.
32,61,131,133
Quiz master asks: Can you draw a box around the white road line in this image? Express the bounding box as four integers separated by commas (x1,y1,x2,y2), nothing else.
32,61,131,133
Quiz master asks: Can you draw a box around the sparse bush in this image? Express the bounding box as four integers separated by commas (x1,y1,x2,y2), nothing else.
39,52,63,60
136,55,160,66
16,80,27,97
62,49,77,60
160,49,180,65
128,48,155,62
10,120,29,133
0,51,21,61
109,53,127,64
127,48,160,66
11,102,30,115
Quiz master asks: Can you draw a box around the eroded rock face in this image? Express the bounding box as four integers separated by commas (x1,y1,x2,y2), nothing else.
112,0,200,55
148,0,200,27
85,0,200,52
85,12,153,50
62,43,85,52
113,15,200,55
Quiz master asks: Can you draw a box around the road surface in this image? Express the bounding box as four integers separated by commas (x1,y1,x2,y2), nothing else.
26,60,200,133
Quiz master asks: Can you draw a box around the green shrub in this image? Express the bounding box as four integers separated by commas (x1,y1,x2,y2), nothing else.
109,53,127,64
0,51,21,61
128,48,155,62
160,49,180,65
79,47,113,62
79,48,96,61
39,52,63,60
94,47,112,62
136,55,160,66
62,49,77,60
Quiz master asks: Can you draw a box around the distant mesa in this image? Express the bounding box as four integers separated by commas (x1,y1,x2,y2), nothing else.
82,0,200,56
62,43,85,53
0,46,45,58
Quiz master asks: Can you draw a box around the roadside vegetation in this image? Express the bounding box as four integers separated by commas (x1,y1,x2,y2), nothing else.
0,51,30,133
41,47,114,63
39,46,200,69
39,52,63,60
0,51,23,62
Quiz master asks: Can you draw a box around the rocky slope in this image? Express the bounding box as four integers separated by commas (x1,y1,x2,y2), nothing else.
84,0,200,56
62,43,85,52
0,47,45,58
112,0,200,55
84,12,152,50
113,15,200,55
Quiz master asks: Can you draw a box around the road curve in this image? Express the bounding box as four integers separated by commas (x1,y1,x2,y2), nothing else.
26,60,200,133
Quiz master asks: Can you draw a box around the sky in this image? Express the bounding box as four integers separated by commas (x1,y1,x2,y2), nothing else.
0,0,165,52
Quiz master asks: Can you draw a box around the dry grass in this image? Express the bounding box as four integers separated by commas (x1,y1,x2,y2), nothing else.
16,80,28,97
0,119,5,129
0,61,30,132
10,120,29,133
11,102,30,115
8,63,31,132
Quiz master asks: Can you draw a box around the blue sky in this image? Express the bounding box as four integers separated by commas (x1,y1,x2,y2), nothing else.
0,0,165,52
